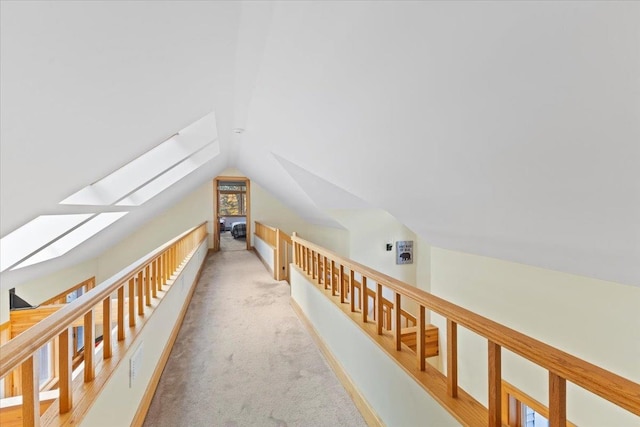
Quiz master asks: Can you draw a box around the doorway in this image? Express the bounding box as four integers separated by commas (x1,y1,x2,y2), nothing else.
214,176,251,252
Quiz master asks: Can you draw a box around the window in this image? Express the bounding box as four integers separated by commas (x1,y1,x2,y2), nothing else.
218,182,247,216
502,382,576,427
38,342,54,388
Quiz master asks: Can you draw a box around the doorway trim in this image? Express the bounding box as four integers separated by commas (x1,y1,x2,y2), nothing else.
213,176,251,251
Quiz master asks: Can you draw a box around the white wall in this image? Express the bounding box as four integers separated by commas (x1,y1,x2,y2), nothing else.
430,247,640,427
291,267,460,427
80,239,208,427
253,235,275,274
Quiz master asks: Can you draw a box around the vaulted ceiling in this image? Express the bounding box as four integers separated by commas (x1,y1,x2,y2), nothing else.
1,1,638,288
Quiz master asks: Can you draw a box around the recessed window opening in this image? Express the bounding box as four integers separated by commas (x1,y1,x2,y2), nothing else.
116,141,220,206
13,212,128,270
0,214,93,272
60,111,217,206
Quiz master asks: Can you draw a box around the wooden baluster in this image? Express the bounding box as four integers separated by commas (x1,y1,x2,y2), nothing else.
417,305,426,371
21,353,40,426
311,251,316,280
339,265,345,304
128,278,136,327
549,372,567,427
292,234,298,266
394,292,402,351
118,286,125,340
59,328,72,413
488,341,502,427
330,261,336,295
103,296,112,359
137,271,144,315
361,276,368,323
276,229,282,281
151,259,158,298
145,264,151,307
84,310,95,382
323,257,328,289
377,283,384,335
447,319,458,397
349,269,356,312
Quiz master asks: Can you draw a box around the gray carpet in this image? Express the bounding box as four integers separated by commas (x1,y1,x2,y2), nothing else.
143,249,367,427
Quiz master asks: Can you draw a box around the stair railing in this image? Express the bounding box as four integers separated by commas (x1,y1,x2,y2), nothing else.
0,222,208,426
291,233,640,427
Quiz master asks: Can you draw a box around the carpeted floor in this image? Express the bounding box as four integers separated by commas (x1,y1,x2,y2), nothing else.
143,249,367,427
220,231,247,252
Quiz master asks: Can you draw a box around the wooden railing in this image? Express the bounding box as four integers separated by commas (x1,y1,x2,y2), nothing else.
291,233,640,426
254,222,277,248
253,222,292,282
0,222,208,426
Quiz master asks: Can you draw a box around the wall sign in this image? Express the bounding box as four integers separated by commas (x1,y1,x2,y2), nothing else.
396,240,413,264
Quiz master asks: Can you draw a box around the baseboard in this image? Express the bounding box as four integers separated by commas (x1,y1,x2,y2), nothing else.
290,300,384,427
130,245,208,427
252,247,275,279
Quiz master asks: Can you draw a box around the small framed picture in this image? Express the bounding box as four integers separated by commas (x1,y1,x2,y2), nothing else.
396,240,413,264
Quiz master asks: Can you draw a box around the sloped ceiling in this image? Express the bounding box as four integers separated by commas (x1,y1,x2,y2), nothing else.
1,1,638,288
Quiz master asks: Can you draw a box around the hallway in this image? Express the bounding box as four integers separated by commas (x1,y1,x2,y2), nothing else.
143,248,367,427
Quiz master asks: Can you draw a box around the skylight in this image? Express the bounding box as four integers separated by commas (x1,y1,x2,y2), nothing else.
0,214,93,272
13,212,128,270
60,112,218,206
116,141,220,206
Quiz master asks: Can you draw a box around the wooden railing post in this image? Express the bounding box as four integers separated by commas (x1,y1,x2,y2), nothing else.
59,328,72,413
118,286,125,340
488,341,502,427
276,229,282,281
447,319,458,398
21,353,40,426
145,264,151,306
417,305,426,371
361,276,368,323
377,283,384,335
349,269,356,312
292,233,298,266
137,271,144,315
549,372,567,427
394,292,402,351
84,310,95,382
103,296,112,359
128,278,136,327
339,265,345,303
151,259,158,298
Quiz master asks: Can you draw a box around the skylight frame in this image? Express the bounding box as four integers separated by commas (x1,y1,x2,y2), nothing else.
13,212,128,270
0,214,93,272
60,112,218,206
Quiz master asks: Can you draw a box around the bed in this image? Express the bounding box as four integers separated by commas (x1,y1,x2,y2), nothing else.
231,220,247,238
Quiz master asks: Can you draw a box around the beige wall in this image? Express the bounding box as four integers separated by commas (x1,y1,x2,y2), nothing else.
96,182,213,283
430,247,640,426
330,208,419,287
1,181,213,324
251,180,349,256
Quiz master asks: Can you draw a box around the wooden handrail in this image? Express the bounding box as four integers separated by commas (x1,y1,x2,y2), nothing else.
291,234,640,418
0,221,207,380
40,277,96,306
254,221,277,248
